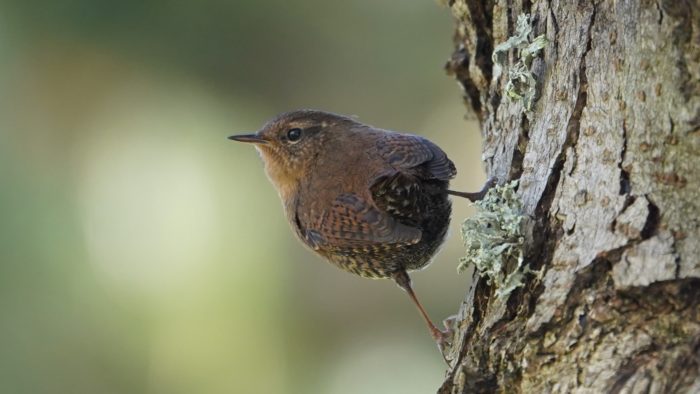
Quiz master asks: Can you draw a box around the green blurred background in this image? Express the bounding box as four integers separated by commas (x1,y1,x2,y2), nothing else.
0,1,484,393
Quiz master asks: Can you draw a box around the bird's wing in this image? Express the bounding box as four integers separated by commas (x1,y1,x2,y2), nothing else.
374,133,456,181
369,170,424,224
305,193,422,250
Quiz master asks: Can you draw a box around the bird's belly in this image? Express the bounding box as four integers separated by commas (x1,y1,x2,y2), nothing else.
316,215,451,279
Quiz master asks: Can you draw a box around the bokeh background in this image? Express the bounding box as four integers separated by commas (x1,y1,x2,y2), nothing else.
0,1,484,393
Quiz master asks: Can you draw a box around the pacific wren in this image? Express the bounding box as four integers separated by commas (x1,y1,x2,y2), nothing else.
229,110,492,347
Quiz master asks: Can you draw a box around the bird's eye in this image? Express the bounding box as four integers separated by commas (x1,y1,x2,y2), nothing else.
286,128,302,142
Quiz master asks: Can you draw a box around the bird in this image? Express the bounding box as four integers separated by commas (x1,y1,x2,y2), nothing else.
228,109,493,349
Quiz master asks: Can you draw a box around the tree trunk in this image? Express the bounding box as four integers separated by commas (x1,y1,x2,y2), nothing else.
439,1,700,393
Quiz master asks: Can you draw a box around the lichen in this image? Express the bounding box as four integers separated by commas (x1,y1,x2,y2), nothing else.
458,181,527,299
492,14,548,113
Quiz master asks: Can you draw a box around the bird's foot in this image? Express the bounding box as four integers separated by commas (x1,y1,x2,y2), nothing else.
431,321,456,364
477,177,498,200
446,177,498,202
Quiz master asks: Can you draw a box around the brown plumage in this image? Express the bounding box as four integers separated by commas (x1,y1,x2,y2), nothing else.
229,109,492,348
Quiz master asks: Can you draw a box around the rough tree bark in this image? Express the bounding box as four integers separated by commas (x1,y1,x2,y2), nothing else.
439,1,699,393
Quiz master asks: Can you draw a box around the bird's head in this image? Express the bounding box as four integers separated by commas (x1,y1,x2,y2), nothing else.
229,110,356,198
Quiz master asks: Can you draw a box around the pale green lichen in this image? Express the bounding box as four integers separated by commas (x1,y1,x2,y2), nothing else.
458,181,527,299
492,14,548,113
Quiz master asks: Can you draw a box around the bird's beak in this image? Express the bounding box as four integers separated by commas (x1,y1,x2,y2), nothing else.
227,133,268,145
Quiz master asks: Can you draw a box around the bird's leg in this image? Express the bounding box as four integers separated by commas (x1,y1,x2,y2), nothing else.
392,270,452,351
446,177,498,202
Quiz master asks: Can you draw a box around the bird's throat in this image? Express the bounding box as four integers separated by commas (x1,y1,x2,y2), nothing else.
259,149,299,206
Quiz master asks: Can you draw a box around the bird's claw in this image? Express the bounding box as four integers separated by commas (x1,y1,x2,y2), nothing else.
475,177,498,201
432,321,457,364
446,177,499,202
